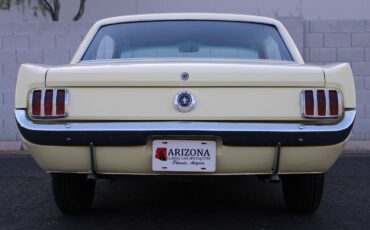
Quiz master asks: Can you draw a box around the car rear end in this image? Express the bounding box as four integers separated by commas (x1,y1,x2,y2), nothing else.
17,61,354,175
14,14,356,214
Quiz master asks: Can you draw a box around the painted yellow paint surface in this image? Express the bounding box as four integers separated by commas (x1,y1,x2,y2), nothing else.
45,61,324,87
56,87,328,121
15,64,47,109
25,139,346,175
324,63,356,108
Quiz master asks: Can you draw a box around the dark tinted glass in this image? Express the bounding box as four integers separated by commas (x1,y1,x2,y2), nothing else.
82,20,293,61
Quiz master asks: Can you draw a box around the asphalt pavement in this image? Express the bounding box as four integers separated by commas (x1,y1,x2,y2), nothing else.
0,152,369,230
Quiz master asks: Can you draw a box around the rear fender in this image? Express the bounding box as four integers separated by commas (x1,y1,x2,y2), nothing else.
15,64,48,109
323,63,356,109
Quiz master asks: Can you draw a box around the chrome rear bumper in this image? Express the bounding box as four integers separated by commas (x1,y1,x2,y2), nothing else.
15,109,355,147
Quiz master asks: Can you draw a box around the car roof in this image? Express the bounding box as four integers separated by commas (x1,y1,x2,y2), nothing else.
95,13,282,27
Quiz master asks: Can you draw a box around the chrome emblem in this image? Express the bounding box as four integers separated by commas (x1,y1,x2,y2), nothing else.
181,72,189,81
174,91,196,112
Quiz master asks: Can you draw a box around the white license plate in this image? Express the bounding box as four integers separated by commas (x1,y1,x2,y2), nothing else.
152,140,216,172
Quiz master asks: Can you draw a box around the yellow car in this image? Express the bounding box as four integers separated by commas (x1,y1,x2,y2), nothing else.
15,13,356,214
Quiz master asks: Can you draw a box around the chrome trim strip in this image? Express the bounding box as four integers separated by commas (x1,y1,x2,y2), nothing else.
78,58,297,65
40,89,45,117
313,89,318,116
15,109,355,146
52,89,57,116
337,91,343,117
16,109,355,134
15,109,356,139
28,90,33,117
325,90,330,116
64,89,70,117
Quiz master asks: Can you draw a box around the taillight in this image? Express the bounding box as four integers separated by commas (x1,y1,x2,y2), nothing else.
56,90,66,115
317,90,326,116
31,90,42,116
29,89,69,118
304,90,314,116
329,90,339,116
301,89,341,118
44,90,53,116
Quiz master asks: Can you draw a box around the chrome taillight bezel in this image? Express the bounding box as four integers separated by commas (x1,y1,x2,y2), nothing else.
28,88,70,119
301,89,342,119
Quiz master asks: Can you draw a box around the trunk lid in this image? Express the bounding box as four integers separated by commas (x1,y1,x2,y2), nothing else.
46,61,324,87
44,61,325,121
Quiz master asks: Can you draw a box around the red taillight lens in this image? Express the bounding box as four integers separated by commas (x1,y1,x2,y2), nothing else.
44,90,53,116
56,90,66,115
30,89,68,118
302,89,341,118
317,90,326,116
304,90,314,116
31,90,41,116
329,90,339,116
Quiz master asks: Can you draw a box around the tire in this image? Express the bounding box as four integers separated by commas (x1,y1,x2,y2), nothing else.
281,173,325,214
51,173,96,215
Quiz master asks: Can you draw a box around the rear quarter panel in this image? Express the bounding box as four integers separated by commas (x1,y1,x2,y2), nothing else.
323,63,356,108
15,64,47,109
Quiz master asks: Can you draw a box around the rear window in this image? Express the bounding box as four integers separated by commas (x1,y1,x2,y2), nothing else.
82,20,293,62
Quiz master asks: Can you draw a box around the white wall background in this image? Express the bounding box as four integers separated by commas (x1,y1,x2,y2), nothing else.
0,0,369,22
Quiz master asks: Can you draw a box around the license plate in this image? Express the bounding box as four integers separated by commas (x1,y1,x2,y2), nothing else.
152,140,216,172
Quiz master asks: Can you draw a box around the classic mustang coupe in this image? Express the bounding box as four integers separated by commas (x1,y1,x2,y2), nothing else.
15,13,356,214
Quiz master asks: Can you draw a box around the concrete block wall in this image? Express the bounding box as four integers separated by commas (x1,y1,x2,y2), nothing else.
0,18,369,142
0,22,92,142
303,20,370,140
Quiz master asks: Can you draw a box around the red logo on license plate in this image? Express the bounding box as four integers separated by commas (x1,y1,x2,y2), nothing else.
155,148,168,161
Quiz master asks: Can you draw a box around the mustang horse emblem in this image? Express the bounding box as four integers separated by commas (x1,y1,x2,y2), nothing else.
174,91,196,112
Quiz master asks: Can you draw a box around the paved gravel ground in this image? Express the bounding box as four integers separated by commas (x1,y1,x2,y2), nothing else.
0,153,369,230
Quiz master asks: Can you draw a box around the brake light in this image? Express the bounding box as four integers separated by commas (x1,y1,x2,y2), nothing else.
29,89,69,118
44,90,53,116
317,90,326,116
56,90,66,115
329,90,339,116
301,89,341,118
31,90,41,116
304,90,314,116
